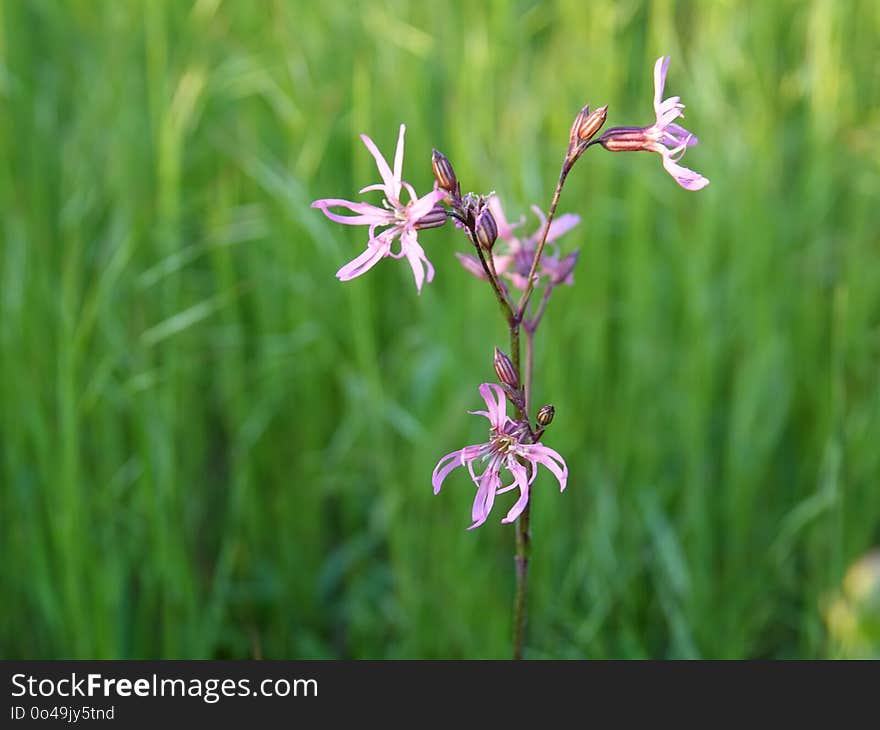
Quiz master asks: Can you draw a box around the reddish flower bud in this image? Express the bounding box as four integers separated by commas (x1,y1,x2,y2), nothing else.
568,104,609,164
577,104,608,142
414,204,448,230
474,208,498,250
569,104,592,149
598,128,653,152
431,149,458,194
493,347,518,390
536,404,555,427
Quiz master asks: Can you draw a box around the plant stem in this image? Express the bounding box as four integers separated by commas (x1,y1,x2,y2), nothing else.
524,325,536,414
485,247,514,313
504,143,593,657
515,156,577,322
472,230,514,323
483,147,586,657
513,511,530,659
511,322,530,660
525,284,554,335
511,154,573,657
457,209,528,658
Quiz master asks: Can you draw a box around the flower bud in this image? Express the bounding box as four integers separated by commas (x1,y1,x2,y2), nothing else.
577,104,608,142
598,127,652,152
493,347,518,390
536,404,555,427
569,104,592,150
414,204,448,230
432,149,458,194
474,208,498,250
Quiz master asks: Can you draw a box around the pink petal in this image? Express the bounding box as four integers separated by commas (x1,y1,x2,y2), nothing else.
469,467,500,529
336,237,392,281
492,253,513,276
312,198,392,226
523,443,569,491
546,248,579,286
408,188,448,222
529,204,548,238
653,56,671,114
455,252,489,280
666,123,698,146
545,213,581,242
400,229,434,294
477,383,507,430
360,131,401,203
432,449,465,494
467,409,514,433
661,153,709,191
392,124,406,192
500,461,531,524
489,196,517,242
401,181,418,203
460,444,486,463
466,456,480,486
656,99,685,129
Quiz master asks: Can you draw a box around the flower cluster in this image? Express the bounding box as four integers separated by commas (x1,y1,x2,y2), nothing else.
432,383,568,530
311,55,708,530
455,196,581,292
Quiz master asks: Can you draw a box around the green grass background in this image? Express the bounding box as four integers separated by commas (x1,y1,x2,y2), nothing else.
1,0,878,659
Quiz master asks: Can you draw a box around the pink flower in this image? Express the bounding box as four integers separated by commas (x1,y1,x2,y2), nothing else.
432,383,568,530
599,56,709,191
312,124,448,293
455,196,580,290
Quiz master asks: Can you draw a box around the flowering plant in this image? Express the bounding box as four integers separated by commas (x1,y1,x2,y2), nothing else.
313,56,707,658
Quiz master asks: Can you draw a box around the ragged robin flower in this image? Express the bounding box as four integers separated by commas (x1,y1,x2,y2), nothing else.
598,56,709,191
432,383,568,530
312,124,448,293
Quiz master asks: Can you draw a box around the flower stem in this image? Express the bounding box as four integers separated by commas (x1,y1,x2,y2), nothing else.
524,326,536,414
505,146,591,657
512,324,537,659
472,230,514,324
525,283,554,335
515,139,597,323
513,511,530,659
510,321,530,659
515,162,569,322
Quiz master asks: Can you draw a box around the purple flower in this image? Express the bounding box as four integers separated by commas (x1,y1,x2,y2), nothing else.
455,196,580,290
432,383,568,530
599,56,709,191
312,124,448,293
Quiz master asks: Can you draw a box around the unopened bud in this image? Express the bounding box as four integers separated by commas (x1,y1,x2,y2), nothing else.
577,104,608,142
536,404,555,427
474,208,498,250
569,104,591,148
493,347,518,389
415,204,448,230
598,128,651,152
432,149,458,194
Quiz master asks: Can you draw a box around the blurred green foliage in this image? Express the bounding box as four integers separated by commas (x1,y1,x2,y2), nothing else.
1,0,878,659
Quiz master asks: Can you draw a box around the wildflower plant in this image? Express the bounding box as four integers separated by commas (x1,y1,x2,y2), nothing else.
312,56,708,658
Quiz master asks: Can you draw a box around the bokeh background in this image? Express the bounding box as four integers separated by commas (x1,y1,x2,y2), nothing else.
2,0,879,659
